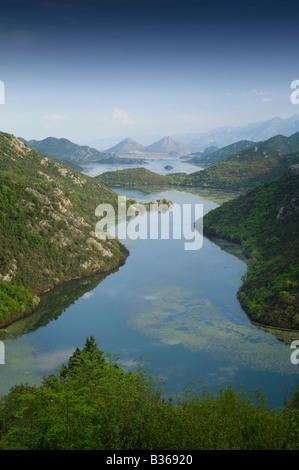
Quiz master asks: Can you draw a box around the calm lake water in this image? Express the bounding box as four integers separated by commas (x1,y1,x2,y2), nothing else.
81,157,201,177
0,186,298,407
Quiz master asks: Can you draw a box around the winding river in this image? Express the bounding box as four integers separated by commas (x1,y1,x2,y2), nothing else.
0,186,298,407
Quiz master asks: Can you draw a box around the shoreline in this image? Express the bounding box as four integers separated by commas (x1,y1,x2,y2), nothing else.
0,253,128,330
204,230,299,333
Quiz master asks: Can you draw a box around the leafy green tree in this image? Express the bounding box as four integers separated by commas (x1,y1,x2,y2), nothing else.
0,338,298,450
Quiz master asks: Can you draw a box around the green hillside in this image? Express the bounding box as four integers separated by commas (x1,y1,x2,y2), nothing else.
187,140,256,167
186,131,299,168
97,167,174,187
259,132,299,154
286,151,299,166
203,165,299,329
0,132,128,326
173,146,290,191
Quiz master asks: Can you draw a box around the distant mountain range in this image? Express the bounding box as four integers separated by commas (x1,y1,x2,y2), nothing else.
187,131,299,167
19,115,299,166
19,137,146,165
19,135,192,164
85,114,299,153
105,136,191,156
178,114,299,150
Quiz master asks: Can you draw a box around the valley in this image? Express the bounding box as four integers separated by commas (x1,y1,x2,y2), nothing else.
0,122,299,450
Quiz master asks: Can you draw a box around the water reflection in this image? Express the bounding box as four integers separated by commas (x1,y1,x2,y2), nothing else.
0,269,116,342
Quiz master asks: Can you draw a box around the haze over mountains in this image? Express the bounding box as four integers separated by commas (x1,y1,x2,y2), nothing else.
180,114,299,150
86,114,299,153
18,115,299,166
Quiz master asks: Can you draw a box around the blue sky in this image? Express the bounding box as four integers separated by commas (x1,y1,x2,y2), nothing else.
0,0,298,143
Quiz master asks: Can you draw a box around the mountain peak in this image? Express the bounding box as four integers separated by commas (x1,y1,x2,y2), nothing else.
145,136,190,154
105,138,144,154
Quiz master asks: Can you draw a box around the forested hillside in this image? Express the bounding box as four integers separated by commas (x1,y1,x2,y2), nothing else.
172,146,290,191
203,165,299,329
187,140,256,167
0,132,128,326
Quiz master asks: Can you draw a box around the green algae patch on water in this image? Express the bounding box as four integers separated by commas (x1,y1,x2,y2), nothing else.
0,340,42,396
127,285,297,375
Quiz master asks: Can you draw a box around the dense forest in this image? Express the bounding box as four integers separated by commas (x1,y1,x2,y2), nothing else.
0,336,298,450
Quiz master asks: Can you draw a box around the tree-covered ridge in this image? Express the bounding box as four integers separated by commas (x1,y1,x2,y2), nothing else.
172,146,289,191
186,131,299,168
286,151,299,167
0,132,128,326
259,131,299,155
0,337,297,450
97,167,175,187
203,166,299,329
187,140,256,167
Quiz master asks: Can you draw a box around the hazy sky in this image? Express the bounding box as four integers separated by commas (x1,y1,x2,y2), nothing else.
0,0,298,143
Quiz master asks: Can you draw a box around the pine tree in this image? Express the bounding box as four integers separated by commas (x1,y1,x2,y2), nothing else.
60,336,105,377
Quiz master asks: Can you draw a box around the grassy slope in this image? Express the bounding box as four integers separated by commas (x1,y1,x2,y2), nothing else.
203,166,299,329
0,132,128,326
97,167,174,187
